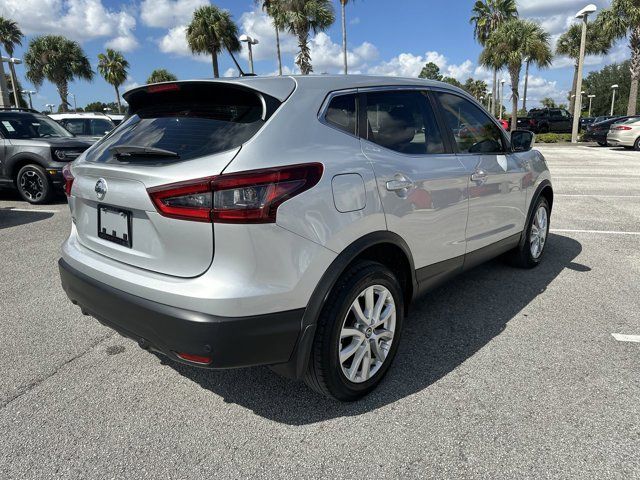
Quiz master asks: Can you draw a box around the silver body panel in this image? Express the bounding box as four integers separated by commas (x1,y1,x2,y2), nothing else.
62,75,551,318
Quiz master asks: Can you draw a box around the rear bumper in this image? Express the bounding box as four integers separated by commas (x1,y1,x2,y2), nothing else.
58,258,304,369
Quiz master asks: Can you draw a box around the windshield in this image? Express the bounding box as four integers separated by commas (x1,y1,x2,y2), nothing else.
87,88,268,163
0,113,73,139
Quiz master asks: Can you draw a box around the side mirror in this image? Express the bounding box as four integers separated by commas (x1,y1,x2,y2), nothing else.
511,130,534,152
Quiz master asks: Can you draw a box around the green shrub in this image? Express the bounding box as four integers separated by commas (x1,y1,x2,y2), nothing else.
535,133,573,143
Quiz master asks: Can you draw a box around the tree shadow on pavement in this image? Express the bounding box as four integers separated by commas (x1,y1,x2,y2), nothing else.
0,208,54,229
162,233,585,425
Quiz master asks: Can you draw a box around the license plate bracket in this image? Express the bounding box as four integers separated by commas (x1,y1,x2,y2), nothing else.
98,205,132,248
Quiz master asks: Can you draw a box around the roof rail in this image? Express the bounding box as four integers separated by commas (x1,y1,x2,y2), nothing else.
0,107,41,114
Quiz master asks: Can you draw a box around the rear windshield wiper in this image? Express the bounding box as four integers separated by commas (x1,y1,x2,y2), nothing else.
110,145,179,158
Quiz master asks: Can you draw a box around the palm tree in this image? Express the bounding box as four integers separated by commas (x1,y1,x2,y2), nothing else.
339,0,354,74
521,28,554,113
597,1,640,115
257,0,287,75
470,0,518,115
282,0,335,75
97,49,129,114
0,17,24,107
147,69,178,84
482,19,552,132
186,5,241,79
24,35,93,112
556,23,610,109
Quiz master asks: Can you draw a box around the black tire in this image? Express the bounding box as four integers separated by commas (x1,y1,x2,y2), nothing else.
507,196,550,269
539,125,550,134
16,164,53,204
304,261,404,401
634,137,640,151
597,141,608,147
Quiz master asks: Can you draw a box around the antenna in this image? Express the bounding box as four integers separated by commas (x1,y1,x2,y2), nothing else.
227,51,257,77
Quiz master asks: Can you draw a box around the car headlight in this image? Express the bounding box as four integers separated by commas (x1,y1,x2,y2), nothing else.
52,148,83,161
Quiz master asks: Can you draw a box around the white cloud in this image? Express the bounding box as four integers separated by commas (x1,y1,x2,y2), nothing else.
309,32,378,73
238,7,298,63
140,0,208,28
2,0,138,51
368,51,473,80
223,68,237,78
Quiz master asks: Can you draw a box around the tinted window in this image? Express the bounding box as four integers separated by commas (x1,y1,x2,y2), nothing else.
437,92,505,154
87,88,268,163
364,91,444,155
325,94,357,135
89,118,115,135
0,114,73,139
62,119,86,135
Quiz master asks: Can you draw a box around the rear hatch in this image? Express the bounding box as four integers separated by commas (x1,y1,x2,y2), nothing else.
70,81,287,277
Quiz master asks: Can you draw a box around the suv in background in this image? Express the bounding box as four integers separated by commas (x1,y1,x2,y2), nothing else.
516,107,573,134
49,112,115,141
58,77,552,400
0,108,93,203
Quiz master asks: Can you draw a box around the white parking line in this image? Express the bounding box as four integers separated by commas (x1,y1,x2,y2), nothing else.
4,208,60,214
555,194,640,198
612,333,640,343
551,229,640,236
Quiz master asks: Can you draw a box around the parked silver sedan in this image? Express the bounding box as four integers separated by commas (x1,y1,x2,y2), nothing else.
607,117,640,149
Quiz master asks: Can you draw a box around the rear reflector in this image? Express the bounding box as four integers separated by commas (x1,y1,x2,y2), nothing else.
147,163,323,224
175,352,212,365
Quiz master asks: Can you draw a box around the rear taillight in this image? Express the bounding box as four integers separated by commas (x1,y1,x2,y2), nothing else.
612,126,632,131
147,163,323,223
62,163,74,197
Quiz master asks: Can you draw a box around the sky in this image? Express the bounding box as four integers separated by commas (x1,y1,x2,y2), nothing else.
0,0,629,111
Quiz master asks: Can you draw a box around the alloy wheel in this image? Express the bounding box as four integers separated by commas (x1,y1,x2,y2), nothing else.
530,205,548,259
19,170,45,202
338,285,396,384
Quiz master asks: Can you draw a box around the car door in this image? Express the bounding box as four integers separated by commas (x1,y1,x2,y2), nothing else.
360,89,469,280
434,91,527,255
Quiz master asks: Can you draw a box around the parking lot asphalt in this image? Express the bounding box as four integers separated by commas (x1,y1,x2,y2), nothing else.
1,144,639,479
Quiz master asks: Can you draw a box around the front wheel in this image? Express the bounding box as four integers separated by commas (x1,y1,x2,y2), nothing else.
304,261,404,401
16,164,53,204
508,196,550,269
597,141,608,147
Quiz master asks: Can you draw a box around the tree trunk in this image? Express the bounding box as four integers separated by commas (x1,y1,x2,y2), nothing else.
522,59,530,112
115,85,122,114
510,68,520,132
211,49,220,78
296,31,312,75
57,81,69,113
8,62,20,107
627,27,640,116
492,68,497,116
275,27,283,76
341,1,348,75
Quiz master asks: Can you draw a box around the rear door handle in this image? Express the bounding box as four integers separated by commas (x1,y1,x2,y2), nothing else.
386,179,414,191
470,170,488,182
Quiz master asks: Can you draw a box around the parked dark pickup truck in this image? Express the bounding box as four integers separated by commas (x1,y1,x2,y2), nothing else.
515,108,573,134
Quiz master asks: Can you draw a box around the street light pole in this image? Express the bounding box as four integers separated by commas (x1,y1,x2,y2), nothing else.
69,93,77,112
45,103,54,113
239,35,260,74
610,84,619,116
587,94,595,117
0,56,10,107
571,4,597,143
21,90,35,109
499,79,505,120
6,57,22,107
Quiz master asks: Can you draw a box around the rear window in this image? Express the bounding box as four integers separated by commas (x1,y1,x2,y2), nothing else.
86,84,275,163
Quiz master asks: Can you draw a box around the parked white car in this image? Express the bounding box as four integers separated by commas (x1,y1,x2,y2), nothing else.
607,117,640,149
49,112,115,140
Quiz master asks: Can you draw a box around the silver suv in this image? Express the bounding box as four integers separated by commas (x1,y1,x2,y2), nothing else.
59,76,552,401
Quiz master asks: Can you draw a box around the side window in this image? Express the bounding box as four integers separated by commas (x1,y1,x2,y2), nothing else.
364,91,444,155
437,92,505,154
325,94,357,136
89,119,114,136
62,119,85,135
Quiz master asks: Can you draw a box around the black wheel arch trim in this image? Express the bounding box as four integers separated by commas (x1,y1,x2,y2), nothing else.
520,179,553,247
7,153,49,178
272,230,417,379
